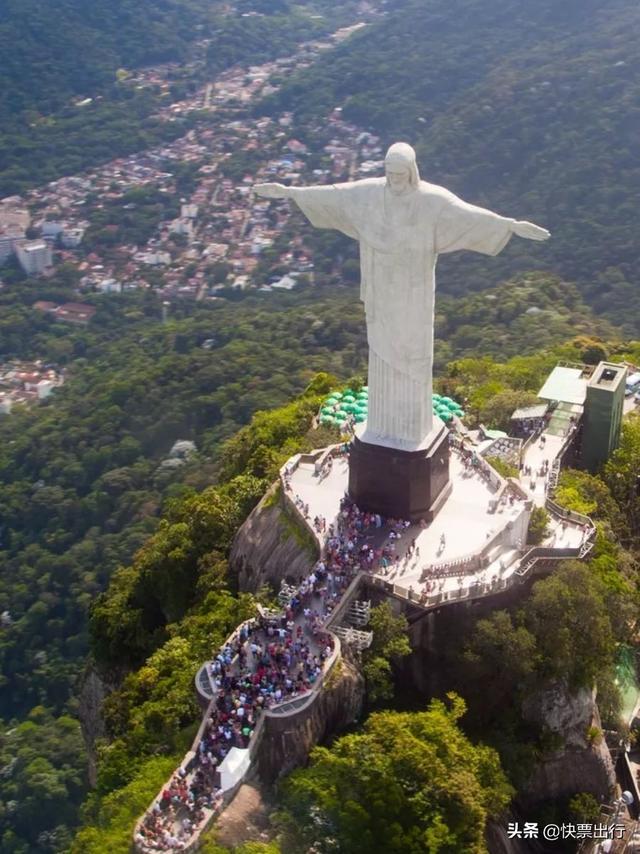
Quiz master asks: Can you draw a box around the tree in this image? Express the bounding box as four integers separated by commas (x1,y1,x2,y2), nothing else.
604,415,640,545
527,507,549,545
362,602,411,703
277,697,513,854
463,611,537,716
525,562,616,690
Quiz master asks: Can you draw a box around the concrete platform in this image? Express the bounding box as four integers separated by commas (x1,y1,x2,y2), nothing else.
289,447,528,600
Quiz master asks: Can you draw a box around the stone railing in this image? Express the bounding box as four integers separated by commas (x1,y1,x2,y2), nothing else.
371,573,512,609
415,504,529,582
264,637,342,717
545,496,593,529
519,424,544,460
515,536,595,578
137,612,343,852
323,571,366,630
133,696,221,853
194,616,258,703
279,443,345,551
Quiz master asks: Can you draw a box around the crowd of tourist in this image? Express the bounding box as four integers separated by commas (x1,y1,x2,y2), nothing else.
135,541,350,851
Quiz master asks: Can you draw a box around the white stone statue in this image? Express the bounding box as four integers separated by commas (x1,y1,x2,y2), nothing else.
254,142,549,451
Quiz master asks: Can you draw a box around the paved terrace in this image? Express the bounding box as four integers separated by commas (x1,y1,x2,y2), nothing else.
289,444,530,601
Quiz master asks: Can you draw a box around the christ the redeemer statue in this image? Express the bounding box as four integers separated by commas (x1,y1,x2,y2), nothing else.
255,142,549,455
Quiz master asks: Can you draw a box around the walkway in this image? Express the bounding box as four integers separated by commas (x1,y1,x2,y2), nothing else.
518,428,587,551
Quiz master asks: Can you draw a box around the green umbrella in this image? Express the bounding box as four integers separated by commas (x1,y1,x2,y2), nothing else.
333,391,344,399
355,413,367,423
432,393,442,401
440,410,453,422
441,397,454,405
342,395,356,404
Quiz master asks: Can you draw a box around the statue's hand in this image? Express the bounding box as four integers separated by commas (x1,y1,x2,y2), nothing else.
253,182,289,199
511,220,551,241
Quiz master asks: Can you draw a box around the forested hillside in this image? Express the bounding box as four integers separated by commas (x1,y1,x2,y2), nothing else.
0,0,354,125
68,339,640,853
0,0,362,194
259,0,640,332
0,0,210,123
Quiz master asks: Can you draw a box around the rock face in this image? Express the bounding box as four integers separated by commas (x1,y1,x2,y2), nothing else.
230,487,319,593
521,682,616,803
254,654,365,783
486,816,548,854
392,594,616,811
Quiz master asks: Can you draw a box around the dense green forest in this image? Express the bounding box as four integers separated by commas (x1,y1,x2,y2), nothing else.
258,0,640,333
0,0,357,126
0,0,364,195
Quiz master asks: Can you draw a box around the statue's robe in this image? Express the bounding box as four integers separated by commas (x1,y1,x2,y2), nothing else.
291,178,514,449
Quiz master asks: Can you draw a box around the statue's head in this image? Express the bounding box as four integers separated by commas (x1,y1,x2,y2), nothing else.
384,142,420,196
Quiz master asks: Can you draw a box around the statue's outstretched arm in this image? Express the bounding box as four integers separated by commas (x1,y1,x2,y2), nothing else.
510,220,551,241
253,182,292,199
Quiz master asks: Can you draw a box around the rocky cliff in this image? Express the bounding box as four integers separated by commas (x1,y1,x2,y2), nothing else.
521,682,616,804
254,653,365,783
229,486,319,594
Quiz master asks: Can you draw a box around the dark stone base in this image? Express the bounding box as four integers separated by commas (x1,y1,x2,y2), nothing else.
348,426,451,522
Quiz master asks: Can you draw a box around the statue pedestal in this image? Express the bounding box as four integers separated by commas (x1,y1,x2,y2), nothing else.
348,424,451,522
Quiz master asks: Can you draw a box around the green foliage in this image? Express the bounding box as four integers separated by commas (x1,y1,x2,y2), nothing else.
84,185,180,250
94,588,255,794
463,561,620,720
463,611,538,717
527,507,549,545
362,602,411,704
201,842,282,854
0,707,86,853
0,1,364,196
604,415,640,544
462,555,633,759
277,697,513,854
485,456,519,480
70,754,179,854
569,792,601,823
527,562,617,690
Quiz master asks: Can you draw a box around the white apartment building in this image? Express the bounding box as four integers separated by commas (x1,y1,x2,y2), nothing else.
15,241,53,275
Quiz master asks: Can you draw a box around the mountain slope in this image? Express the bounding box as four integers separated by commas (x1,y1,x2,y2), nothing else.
259,0,640,332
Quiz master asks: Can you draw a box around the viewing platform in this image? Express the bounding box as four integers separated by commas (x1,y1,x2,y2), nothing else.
135,419,596,853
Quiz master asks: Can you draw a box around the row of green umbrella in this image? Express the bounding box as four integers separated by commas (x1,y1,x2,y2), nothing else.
433,393,465,423
320,387,369,426
319,388,465,428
